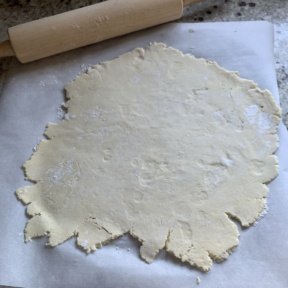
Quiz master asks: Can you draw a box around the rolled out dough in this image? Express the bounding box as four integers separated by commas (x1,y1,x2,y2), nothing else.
17,43,281,271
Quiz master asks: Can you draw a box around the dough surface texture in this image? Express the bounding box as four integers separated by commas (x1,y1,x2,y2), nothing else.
17,43,281,271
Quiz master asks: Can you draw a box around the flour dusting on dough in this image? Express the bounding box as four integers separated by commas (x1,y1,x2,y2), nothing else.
245,104,274,133
16,43,281,272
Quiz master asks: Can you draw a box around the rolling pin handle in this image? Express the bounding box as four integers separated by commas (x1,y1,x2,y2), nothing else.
0,40,15,58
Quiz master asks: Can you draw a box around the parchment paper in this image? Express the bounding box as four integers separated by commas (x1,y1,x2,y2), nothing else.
0,21,288,288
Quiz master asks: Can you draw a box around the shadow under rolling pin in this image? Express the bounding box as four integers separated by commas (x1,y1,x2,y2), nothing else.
0,0,203,63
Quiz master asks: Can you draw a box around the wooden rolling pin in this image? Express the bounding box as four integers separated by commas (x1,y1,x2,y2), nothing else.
0,0,202,63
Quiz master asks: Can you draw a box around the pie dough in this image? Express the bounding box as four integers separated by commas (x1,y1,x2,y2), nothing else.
16,43,281,271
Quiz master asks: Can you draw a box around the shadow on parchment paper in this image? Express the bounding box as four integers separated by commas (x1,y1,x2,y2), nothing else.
68,233,236,275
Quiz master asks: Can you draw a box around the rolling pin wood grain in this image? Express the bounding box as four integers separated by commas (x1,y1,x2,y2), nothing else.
1,0,202,63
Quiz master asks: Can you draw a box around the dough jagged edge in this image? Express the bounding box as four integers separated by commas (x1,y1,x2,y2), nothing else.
164,215,240,272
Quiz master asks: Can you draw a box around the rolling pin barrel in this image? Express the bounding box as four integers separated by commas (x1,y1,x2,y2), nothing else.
8,0,183,63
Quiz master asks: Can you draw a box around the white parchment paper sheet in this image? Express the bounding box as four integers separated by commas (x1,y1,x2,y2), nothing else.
0,21,287,288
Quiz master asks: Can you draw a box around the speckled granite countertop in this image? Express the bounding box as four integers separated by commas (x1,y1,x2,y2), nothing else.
0,0,287,127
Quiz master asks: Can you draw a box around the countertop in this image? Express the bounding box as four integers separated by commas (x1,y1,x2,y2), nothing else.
0,0,287,128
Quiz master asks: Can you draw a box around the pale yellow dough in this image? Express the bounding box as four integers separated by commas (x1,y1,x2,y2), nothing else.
17,43,281,271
